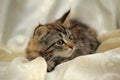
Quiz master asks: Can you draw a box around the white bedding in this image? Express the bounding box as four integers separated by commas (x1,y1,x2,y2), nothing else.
6,47,120,80
0,0,120,80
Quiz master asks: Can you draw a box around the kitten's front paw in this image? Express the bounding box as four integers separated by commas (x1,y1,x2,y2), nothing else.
47,66,54,72
47,61,55,72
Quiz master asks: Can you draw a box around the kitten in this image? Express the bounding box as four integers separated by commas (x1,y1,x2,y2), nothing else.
26,10,99,72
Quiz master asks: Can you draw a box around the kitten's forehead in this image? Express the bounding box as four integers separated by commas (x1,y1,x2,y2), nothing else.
34,22,70,36
47,22,70,35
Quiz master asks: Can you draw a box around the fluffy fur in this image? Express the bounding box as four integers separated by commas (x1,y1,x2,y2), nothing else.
26,10,99,72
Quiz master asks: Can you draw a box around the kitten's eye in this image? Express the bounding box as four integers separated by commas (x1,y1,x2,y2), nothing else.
57,39,64,45
69,35,73,40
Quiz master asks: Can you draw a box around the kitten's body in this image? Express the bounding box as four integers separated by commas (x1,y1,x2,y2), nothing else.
26,10,99,72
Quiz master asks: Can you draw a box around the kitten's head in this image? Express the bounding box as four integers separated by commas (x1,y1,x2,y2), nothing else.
26,10,75,65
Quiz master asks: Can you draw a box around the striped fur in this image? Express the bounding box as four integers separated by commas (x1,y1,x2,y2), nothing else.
26,10,99,72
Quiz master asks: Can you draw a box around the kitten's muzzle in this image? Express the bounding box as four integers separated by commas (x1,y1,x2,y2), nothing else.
66,41,74,49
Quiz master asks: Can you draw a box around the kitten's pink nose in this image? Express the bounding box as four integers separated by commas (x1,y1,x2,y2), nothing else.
66,41,74,49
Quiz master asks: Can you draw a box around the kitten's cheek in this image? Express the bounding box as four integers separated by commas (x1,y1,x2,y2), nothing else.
26,52,40,60
34,36,42,42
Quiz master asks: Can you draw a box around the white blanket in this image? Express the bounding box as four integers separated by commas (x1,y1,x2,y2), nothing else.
0,0,120,80
7,48,120,80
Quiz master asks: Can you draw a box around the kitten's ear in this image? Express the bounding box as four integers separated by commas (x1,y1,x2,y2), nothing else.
34,26,48,40
58,10,71,28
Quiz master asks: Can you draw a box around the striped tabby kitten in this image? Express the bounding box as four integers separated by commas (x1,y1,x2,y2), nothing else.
26,10,99,72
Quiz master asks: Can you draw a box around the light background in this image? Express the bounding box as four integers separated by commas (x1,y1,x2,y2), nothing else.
0,0,120,56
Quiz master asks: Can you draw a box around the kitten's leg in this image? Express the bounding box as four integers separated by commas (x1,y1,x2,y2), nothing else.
47,61,55,72
47,57,70,72
47,56,61,72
